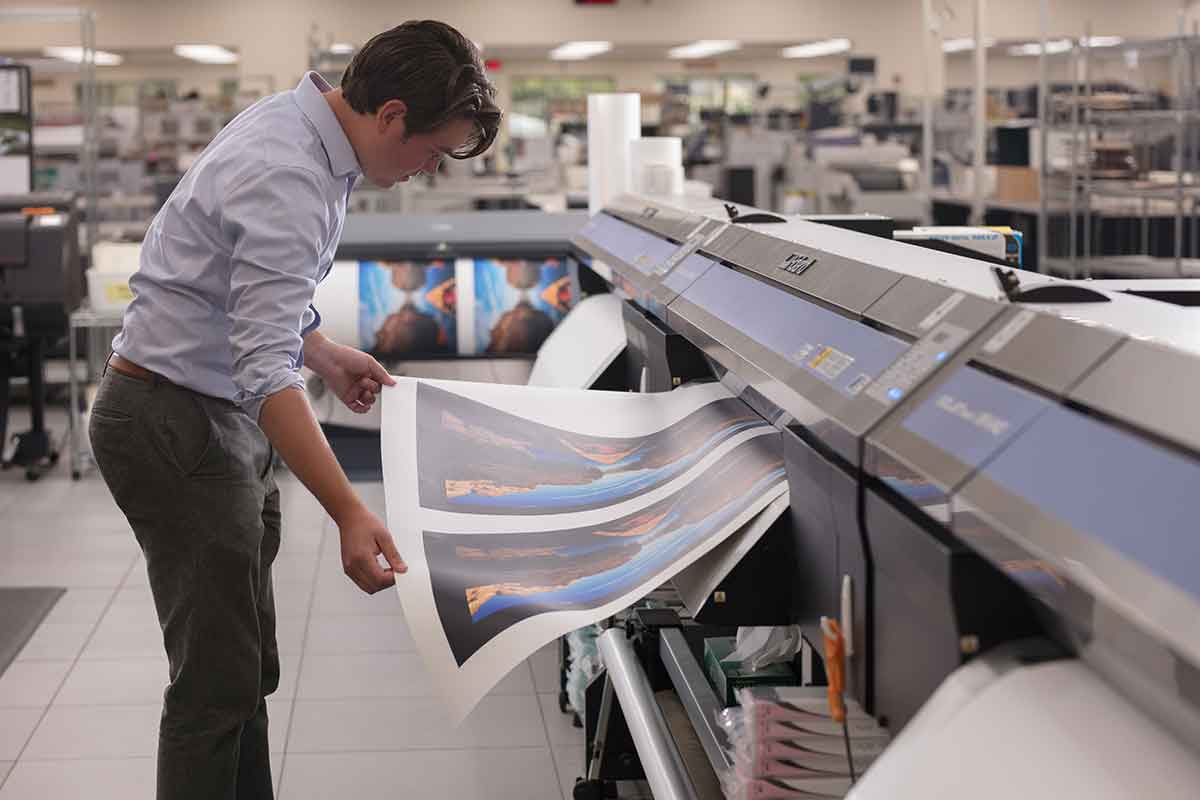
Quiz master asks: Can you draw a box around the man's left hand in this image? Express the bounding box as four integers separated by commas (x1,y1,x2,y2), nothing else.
306,334,395,413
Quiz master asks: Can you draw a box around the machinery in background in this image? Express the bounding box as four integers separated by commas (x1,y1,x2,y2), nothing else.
566,191,1200,798
0,64,34,195
785,137,925,226
719,126,793,211
0,193,80,480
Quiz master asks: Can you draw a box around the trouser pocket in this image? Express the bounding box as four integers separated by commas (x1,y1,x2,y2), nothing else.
151,387,227,479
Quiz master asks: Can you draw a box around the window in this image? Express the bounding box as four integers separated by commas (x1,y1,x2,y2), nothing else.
510,76,617,136
656,74,758,124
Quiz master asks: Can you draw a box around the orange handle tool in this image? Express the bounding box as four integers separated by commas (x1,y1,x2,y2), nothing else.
821,616,846,723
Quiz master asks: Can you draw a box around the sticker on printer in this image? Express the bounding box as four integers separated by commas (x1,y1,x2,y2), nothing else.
918,291,967,331
982,309,1037,355
808,346,854,381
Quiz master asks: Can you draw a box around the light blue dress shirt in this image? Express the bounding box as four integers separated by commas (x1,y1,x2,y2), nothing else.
113,72,361,420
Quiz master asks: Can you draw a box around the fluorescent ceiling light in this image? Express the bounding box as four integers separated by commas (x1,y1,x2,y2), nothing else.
781,38,852,59
173,44,239,64
1008,39,1072,56
329,43,355,55
43,46,123,65
942,37,995,53
669,40,740,59
550,41,612,60
1083,36,1124,48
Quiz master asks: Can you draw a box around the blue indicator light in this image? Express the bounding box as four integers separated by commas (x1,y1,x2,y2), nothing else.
935,351,949,362
887,388,904,401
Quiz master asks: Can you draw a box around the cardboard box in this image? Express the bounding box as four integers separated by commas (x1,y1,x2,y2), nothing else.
703,636,799,707
994,165,1040,202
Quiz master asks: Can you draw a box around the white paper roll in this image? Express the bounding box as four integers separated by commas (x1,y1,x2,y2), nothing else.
587,93,641,214
310,260,360,348
683,179,713,199
630,136,684,197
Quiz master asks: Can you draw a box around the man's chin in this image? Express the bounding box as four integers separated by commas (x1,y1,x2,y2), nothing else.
369,173,411,188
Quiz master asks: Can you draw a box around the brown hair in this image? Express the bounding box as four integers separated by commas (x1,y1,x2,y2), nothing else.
341,20,501,159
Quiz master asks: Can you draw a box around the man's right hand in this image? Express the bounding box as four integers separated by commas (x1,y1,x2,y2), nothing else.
258,388,407,596
337,506,408,594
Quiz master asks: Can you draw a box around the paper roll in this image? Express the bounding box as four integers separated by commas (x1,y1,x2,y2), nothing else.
310,260,360,348
684,179,713,199
587,93,641,214
630,136,684,197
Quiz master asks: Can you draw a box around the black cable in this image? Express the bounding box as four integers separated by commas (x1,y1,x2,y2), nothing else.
842,719,858,784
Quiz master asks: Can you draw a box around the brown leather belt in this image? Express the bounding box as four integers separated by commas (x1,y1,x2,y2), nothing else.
108,354,159,382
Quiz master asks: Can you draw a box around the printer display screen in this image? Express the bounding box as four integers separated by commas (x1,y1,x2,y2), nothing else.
979,404,1200,601
900,366,1052,470
679,263,906,397
579,214,675,275
662,252,717,296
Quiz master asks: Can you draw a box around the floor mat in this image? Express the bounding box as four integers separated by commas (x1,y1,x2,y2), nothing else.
0,587,64,675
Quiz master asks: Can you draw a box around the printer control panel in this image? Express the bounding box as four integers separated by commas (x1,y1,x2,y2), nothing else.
865,321,972,405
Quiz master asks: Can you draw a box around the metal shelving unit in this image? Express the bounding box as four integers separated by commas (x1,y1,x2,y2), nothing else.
0,7,100,255
66,304,123,479
1039,20,1200,278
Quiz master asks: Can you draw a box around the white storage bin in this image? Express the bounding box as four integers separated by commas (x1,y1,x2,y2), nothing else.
88,241,141,313
87,268,136,313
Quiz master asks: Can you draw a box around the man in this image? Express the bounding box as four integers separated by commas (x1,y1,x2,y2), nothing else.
88,21,500,800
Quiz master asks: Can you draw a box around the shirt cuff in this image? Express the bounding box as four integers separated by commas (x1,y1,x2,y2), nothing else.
238,368,306,422
301,304,321,337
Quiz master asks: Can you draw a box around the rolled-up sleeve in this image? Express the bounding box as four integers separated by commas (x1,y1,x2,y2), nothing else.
220,166,329,421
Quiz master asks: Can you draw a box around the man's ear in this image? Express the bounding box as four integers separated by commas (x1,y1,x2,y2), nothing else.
377,98,409,135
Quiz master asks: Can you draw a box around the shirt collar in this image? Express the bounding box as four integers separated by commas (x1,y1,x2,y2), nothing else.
293,71,361,178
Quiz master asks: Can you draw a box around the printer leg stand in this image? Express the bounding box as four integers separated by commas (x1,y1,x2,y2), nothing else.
576,673,618,800
0,344,9,462
2,338,58,481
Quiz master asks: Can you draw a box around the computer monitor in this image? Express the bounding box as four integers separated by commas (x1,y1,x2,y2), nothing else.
0,64,33,194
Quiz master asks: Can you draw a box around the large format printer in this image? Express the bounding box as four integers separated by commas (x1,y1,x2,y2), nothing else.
785,140,925,226
307,210,589,476
568,192,1200,797
0,193,80,480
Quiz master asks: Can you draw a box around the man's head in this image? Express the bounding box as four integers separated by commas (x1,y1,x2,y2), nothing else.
337,20,501,187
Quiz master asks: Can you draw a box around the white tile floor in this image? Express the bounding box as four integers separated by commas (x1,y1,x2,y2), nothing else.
0,394,596,799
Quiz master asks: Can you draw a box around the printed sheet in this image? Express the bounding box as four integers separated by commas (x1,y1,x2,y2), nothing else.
382,379,788,721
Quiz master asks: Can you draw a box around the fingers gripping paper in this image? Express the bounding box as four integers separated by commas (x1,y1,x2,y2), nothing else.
381,378,789,721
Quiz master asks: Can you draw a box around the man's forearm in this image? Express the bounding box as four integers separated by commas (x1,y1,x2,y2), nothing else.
302,330,336,380
258,386,364,524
